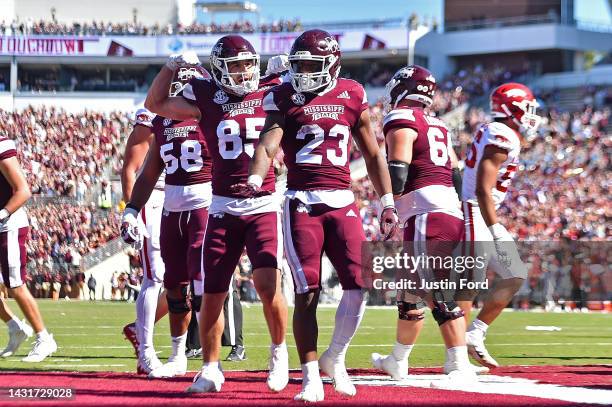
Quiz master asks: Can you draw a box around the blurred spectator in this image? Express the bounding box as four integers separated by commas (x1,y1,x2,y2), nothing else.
1,18,302,36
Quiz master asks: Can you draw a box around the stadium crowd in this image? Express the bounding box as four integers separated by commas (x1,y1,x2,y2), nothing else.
0,107,128,198
2,18,302,36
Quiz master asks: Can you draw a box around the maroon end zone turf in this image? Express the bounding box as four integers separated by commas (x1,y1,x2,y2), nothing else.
0,366,609,406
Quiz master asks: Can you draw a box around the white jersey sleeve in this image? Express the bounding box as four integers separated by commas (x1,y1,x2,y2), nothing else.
484,121,521,151
461,122,522,208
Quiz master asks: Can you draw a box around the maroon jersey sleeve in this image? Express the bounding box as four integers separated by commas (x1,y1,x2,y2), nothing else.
0,138,17,209
182,76,214,113
0,138,17,161
382,107,420,135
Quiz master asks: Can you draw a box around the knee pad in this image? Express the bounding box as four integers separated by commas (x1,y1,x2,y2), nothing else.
167,284,191,314
431,301,464,326
191,295,202,312
397,301,426,321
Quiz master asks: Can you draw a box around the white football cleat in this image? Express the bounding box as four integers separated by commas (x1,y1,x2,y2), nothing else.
319,350,356,396
267,345,289,392
371,352,408,380
138,352,163,375
0,321,33,357
22,334,57,363
431,368,479,390
466,330,499,369
148,355,187,378
294,377,324,402
186,366,225,393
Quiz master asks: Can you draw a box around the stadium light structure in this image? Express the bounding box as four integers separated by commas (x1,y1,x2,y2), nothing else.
194,1,260,24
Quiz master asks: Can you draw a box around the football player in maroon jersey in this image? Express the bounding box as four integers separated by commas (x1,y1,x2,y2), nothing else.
122,66,213,379
0,137,57,362
236,29,399,401
369,65,479,388
144,38,291,393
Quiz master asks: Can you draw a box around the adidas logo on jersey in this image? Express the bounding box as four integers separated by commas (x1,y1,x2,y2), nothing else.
212,212,225,219
337,91,350,99
346,209,357,217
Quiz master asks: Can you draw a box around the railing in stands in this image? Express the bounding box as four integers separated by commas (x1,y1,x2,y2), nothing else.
445,14,560,32
81,237,127,271
304,18,404,30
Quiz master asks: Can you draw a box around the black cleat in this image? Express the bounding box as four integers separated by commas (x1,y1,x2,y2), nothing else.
225,345,247,361
185,348,202,358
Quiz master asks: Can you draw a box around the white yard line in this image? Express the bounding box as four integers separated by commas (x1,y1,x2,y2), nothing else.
351,374,612,405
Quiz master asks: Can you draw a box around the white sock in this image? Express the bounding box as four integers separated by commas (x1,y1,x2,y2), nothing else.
136,280,162,356
328,290,366,361
301,361,321,385
271,341,287,353
203,361,221,372
7,316,21,331
171,333,187,358
469,318,489,334
446,345,469,367
36,329,50,340
391,342,414,362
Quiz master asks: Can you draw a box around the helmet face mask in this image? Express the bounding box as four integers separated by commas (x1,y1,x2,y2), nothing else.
289,52,338,92
288,30,341,93
210,36,260,96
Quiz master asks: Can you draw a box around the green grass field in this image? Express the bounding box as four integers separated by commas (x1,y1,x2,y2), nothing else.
0,300,610,372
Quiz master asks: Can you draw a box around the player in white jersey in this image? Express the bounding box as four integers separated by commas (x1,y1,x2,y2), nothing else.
459,83,541,368
121,106,169,374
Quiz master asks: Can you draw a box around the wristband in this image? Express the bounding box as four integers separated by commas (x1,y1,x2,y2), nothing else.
247,174,263,188
125,203,141,213
381,193,395,209
0,208,9,221
488,223,506,239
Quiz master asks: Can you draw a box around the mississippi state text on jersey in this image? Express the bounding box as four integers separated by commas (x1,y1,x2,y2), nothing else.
383,106,461,222
183,74,282,197
462,121,522,208
263,78,368,191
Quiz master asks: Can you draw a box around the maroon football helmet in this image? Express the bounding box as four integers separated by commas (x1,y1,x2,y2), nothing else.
210,35,260,95
383,65,437,111
288,29,341,92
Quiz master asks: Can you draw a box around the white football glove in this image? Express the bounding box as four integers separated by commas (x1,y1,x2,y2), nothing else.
0,208,9,227
121,206,143,250
166,51,201,71
488,223,514,269
265,54,289,75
